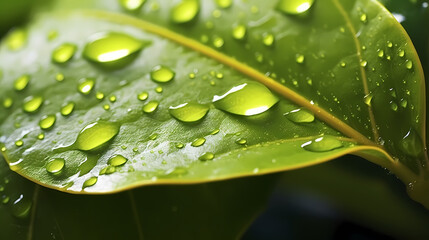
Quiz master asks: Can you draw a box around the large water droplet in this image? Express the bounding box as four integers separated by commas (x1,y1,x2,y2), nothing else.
6,28,27,50
199,152,214,161
11,195,32,218
215,0,232,8
171,0,199,23
301,136,343,152
232,25,247,40
108,154,128,166
39,114,56,130
83,32,147,69
14,74,30,91
119,0,146,11
150,65,175,83
74,121,120,151
83,176,98,188
78,78,95,95
169,102,209,123
277,0,314,15
61,102,75,116
46,158,65,174
191,137,206,147
52,43,77,64
400,129,423,157
143,101,159,113
23,96,43,113
284,108,314,123
213,82,279,116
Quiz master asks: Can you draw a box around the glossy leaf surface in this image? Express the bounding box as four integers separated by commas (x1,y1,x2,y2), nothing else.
0,0,427,206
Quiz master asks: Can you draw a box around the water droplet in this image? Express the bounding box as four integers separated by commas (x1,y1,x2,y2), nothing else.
199,152,214,161
363,93,373,106
210,129,220,135
137,92,149,101
46,158,65,174
213,36,224,48
74,121,120,151
83,32,146,69
236,138,247,145
6,28,27,50
398,49,405,57
262,33,274,46
2,195,10,204
360,60,368,67
216,73,224,79
292,53,306,65
232,24,247,40
301,136,343,152
212,9,222,18
119,0,146,11
39,115,56,130
23,96,43,113
61,102,75,116
213,82,279,116
95,92,105,100
169,102,209,123
277,0,314,15
109,95,117,103
175,143,184,149
387,41,393,48
150,65,175,83
3,97,13,109
189,72,196,79
103,104,110,110
284,108,315,123
12,195,32,218
400,129,423,157
56,73,65,82
155,86,163,93
360,13,367,23
390,101,398,111
52,43,77,64
143,101,159,113
215,0,232,8
149,133,158,140
15,140,23,147
47,30,58,41
37,133,45,140
340,61,346,67
108,155,128,166
171,0,199,23
405,60,413,70
14,74,30,91
400,99,408,108
377,49,384,58
100,166,116,175
191,137,206,147
78,78,95,95
83,176,98,188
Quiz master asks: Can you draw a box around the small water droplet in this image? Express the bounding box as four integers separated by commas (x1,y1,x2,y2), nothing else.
213,82,279,116
295,54,305,64
232,24,247,40
83,32,147,69
340,61,346,67
61,102,75,116
387,41,393,48
150,65,175,83
119,0,146,11
56,73,65,82
137,91,149,101
262,33,274,46
199,152,214,161
6,28,27,50
14,74,30,91
23,96,43,113
109,95,117,103
171,0,199,23
213,36,225,48
149,133,158,140
78,78,95,95
405,60,413,70
236,138,247,145
400,129,423,157
215,0,232,8
103,104,110,110
169,102,209,123
360,60,368,67
400,99,408,108
100,166,116,175
398,49,405,57
277,0,314,15
360,13,367,23
12,195,32,218
46,158,65,174
188,72,196,79
155,86,163,93
284,108,314,123
108,155,128,167
210,129,220,135
377,49,384,58
175,143,184,149
3,97,13,109
83,176,98,188
52,43,77,64
74,121,120,151
47,30,58,41
37,133,45,140
143,101,159,113
15,140,24,147
301,136,343,152
2,195,10,204
363,93,373,106
191,137,206,147
390,101,398,111
96,92,105,100
39,114,56,130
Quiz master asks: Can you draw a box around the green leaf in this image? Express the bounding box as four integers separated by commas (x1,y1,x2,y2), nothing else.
0,155,278,239
0,0,428,206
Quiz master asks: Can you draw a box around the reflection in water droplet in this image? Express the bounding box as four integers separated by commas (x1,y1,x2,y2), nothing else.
284,108,314,123
171,0,199,23
74,121,120,151
199,152,214,161
151,65,175,83
169,102,209,123
400,129,423,157
61,102,75,116
39,114,56,130
14,75,30,91
46,158,65,174
78,78,95,95
6,28,27,50
277,0,314,15
108,155,128,166
23,96,43,113
232,25,247,40
213,82,279,116
83,176,98,188
143,101,159,113
119,0,146,11
191,137,206,147
12,195,32,218
301,136,343,152
52,43,77,64
138,91,149,101
83,32,146,69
